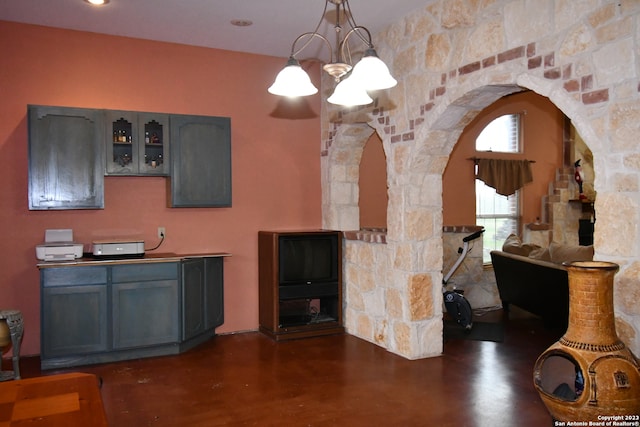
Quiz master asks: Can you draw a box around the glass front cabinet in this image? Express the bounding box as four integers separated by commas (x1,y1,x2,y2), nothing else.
105,110,169,176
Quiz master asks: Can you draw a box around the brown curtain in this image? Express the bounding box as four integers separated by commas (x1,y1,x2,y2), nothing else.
476,158,533,196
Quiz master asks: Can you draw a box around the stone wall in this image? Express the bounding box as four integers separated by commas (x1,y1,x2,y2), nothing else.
322,0,640,359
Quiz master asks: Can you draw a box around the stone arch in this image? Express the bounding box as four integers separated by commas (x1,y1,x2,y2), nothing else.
322,1,640,359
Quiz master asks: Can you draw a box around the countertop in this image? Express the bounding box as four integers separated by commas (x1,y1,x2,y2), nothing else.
37,252,232,268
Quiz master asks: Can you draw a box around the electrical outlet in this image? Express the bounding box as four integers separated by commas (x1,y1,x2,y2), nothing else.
158,227,166,239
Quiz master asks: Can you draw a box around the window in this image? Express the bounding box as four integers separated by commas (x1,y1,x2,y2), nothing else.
476,114,521,153
475,114,522,263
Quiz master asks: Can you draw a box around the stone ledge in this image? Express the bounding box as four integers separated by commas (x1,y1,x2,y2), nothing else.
527,222,551,231
442,225,484,233
343,228,387,243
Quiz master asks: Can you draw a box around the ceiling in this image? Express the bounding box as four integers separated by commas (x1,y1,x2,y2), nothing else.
1,0,430,61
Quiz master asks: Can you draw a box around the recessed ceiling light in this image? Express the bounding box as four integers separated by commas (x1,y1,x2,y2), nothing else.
84,0,110,5
231,19,253,27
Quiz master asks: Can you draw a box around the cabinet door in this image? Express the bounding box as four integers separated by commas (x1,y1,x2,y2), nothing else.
112,280,180,349
205,257,224,329
42,285,108,358
170,115,231,207
138,112,170,176
182,258,206,340
28,105,104,209
105,110,138,175
182,257,225,340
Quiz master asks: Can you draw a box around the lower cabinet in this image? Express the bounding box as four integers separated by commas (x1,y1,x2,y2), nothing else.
42,284,108,358
40,256,225,369
182,257,224,341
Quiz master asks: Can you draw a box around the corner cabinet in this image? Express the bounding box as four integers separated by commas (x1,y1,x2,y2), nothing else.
258,230,344,341
39,255,227,370
169,115,232,207
28,105,105,210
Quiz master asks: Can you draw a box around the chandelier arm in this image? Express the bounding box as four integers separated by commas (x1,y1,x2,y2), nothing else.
338,26,373,65
342,1,361,34
288,0,330,57
345,25,373,47
290,32,334,64
342,0,372,46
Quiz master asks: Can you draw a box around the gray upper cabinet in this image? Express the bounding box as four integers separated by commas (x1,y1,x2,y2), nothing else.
105,110,170,176
170,115,231,207
28,105,105,210
28,105,231,209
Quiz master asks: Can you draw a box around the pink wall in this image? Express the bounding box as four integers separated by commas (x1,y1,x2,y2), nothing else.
359,133,388,229
0,21,322,356
443,91,564,227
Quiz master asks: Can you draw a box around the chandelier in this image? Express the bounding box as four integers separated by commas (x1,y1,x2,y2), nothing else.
267,0,397,107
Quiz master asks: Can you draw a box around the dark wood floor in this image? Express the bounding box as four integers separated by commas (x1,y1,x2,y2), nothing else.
13,308,563,426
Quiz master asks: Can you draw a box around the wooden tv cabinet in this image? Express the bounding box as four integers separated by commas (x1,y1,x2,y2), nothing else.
258,230,344,341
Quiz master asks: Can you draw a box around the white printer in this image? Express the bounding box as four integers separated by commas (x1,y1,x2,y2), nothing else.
36,229,84,261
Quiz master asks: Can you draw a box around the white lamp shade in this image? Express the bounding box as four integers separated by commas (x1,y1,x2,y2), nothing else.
351,51,397,91
327,75,373,106
268,60,318,97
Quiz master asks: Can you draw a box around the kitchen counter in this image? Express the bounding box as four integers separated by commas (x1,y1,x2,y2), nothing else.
37,252,232,268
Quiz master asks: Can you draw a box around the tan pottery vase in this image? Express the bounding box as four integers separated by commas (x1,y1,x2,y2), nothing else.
533,261,640,422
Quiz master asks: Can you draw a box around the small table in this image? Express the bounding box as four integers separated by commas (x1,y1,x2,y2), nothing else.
0,372,108,426
0,310,23,381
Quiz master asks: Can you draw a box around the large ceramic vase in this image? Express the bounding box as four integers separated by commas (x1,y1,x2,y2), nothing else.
533,261,640,422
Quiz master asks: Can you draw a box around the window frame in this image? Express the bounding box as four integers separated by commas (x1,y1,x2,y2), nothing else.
474,112,523,264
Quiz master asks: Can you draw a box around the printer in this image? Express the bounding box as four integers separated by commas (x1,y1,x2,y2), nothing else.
36,229,84,261
92,238,145,258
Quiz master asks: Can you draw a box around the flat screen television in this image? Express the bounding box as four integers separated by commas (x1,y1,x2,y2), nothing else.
278,233,339,286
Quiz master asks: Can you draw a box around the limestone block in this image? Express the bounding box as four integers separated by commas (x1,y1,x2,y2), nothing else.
623,153,640,171
466,18,504,62
419,238,444,273
442,0,476,29
616,261,640,315
406,210,437,241
356,313,373,341
392,321,411,356
374,319,389,346
392,144,411,175
595,16,632,44
555,0,599,30
408,273,434,321
393,46,418,77
346,285,365,312
504,0,553,47
594,193,638,257
593,38,635,86
613,173,639,192
364,288,386,317
610,101,640,151
587,3,616,29
393,243,412,271
559,23,594,58
358,268,377,294
409,12,439,43
615,316,638,355
386,288,404,319
425,33,452,71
